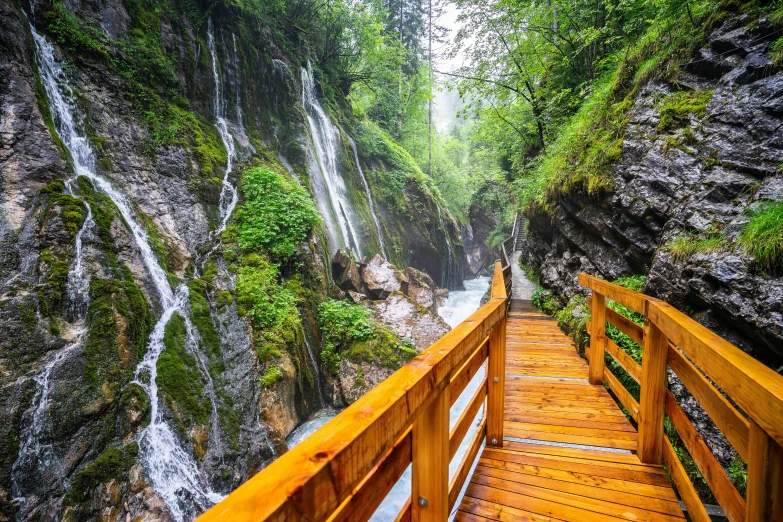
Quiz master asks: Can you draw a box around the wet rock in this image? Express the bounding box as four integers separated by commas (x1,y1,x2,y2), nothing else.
338,359,395,405
435,288,449,308
402,267,437,313
523,17,783,368
361,254,405,300
370,294,450,351
347,290,366,303
332,248,361,292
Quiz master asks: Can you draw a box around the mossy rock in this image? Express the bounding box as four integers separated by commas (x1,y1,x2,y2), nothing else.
156,313,209,427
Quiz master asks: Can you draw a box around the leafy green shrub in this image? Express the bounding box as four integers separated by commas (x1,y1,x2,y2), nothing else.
318,300,375,342
737,200,783,273
657,90,713,132
317,300,376,375
234,168,321,259
235,255,302,363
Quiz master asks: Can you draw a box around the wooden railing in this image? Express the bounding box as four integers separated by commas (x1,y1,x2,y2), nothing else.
579,273,783,522
199,262,510,522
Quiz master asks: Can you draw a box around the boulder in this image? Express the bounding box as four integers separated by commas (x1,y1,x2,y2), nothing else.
402,267,437,313
370,294,450,351
332,248,361,292
361,254,405,299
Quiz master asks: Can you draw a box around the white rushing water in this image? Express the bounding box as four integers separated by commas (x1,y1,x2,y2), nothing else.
438,206,457,289
348,136,387,259
301,63,363,258
29,23,221,520
286,409,340,449
207,18,239,237
438,277,491,328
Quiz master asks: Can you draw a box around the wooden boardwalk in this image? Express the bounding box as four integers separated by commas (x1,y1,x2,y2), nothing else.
456,300,686,521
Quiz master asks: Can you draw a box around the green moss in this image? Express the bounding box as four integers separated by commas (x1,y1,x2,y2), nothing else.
84,277,152,388
737,200,783,273
341,327,417,370
235,254,302,365
157,313,208,426
63,445,136,507
260,365,283,387
51,192,87,237
187,279,221,359
657,89,713,132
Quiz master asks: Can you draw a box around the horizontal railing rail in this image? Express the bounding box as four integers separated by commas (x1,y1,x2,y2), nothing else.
199,262,510,522
579,273,783,522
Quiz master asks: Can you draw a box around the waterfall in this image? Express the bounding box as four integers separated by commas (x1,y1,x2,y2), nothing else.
438,205,456,289
64,176,94,319
348,136,387,259
11,327,85,500
207,18,239,237
28,22,221,520
304,338,325,408
301,63,363,258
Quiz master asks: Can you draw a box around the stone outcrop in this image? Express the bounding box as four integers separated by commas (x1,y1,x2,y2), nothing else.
523,15,783,370
464,199,498,278
329,250,451,405
361,254,404,299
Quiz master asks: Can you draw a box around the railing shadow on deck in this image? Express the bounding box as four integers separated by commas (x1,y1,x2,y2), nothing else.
198,262,511,522
580,274,783,522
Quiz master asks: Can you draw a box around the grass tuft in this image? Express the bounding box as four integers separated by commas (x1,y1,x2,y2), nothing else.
737,200,783,273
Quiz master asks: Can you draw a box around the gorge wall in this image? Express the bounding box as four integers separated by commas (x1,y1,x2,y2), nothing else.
522,14,783,370
0,1,464,520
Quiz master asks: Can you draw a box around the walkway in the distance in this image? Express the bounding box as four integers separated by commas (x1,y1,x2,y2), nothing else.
456,300,686,521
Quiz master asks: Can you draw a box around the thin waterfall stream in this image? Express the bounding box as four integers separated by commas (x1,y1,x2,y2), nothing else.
438,205,456,289
348,136,387,259
207,18,239,237
28,21,222,520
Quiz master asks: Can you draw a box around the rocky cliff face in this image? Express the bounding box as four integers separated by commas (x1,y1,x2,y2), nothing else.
0,1,461,520
523,15,783,370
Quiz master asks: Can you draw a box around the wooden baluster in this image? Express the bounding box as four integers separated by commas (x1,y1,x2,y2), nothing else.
588,292,607,385
412,386,450,522
746,420,783,522
637,302,669,464
486,314,506,447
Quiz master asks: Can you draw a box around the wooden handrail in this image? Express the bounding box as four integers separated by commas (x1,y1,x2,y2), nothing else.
199,263,510,522
579,273,783,522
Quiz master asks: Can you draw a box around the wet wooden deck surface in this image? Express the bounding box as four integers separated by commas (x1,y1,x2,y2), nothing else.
456,300,685,521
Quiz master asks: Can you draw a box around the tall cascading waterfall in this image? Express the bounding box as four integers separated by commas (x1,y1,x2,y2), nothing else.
27,22,222,520
437,205,457,289
348,136,387,259
301,63,363,258
207,18,239,237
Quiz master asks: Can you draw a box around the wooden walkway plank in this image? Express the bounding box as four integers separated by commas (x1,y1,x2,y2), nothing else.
458,299,687,522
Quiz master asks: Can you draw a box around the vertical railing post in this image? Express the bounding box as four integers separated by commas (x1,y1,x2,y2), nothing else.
746,421,783,521
412,386,449,522
588,292,606,385
638,300,669,464
487,314,506,447
487,262,507,447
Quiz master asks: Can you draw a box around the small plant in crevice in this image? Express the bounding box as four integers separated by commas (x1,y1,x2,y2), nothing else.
666,232,727,261
736,200,783,274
